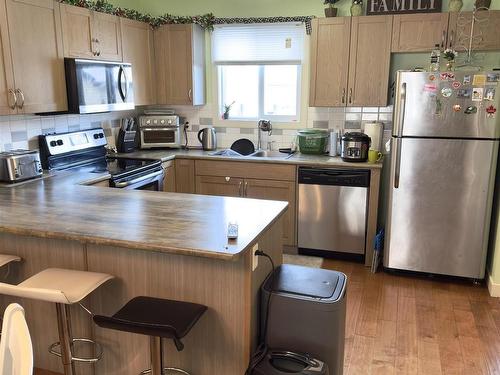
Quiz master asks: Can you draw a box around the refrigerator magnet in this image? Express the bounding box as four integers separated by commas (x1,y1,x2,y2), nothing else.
485,87,496,101
452,81,461,89
440,72,455,81
457,88,472,98
473,74,486,85
465,105,478,114
472,88,484,101
463,75,471,85
441,87,453,98
486,73,500,83
453,104,462,112
424,83,437,94
428,74,437,81
486,105,497,118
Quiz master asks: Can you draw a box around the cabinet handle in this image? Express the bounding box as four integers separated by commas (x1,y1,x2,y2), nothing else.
188,89,192,102
341,88,346,104
238,181,242,196
97,51,101,57
441,30,446,49
348,88,353,104
8,89,17,110
15,89,24,109
448,30,454,49
244,181,248,197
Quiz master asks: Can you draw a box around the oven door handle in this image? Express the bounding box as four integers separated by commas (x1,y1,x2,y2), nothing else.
118,65,128,102
114,170,163,188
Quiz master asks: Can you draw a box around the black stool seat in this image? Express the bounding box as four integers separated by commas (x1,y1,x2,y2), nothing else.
93,296,207,351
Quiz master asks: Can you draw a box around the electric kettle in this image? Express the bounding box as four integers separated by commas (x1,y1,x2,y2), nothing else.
198,128,217,151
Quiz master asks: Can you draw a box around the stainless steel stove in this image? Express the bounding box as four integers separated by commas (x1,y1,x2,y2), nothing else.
39,128,164,190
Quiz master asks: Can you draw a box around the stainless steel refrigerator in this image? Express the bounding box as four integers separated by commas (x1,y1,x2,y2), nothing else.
384,70,500,279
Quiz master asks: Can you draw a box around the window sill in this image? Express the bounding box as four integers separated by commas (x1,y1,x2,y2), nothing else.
213,118,305,130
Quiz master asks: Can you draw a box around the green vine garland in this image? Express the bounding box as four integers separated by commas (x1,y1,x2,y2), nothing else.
59,0,216,30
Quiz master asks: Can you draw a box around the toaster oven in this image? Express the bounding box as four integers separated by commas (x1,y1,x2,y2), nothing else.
139,115,185,149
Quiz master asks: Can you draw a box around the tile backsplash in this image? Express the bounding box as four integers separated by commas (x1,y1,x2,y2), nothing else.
0,104,393,153
0,110,138,152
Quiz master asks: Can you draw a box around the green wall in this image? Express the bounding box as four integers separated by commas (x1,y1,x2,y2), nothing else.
109,0,500,17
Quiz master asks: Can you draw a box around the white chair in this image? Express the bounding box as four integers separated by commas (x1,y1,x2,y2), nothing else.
0,268,114,375
0,303,33,375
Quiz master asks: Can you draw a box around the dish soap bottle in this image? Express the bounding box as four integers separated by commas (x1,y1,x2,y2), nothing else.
429,44,441,72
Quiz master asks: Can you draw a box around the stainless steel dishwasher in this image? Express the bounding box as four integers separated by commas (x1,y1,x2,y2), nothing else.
298,167,370,257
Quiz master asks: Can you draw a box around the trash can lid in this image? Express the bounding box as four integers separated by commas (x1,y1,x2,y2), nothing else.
263,264,346,301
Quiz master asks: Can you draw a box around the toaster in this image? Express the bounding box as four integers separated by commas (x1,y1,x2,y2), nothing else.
0,150,43,183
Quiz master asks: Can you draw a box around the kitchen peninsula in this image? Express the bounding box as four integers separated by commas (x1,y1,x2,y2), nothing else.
0,170,287,374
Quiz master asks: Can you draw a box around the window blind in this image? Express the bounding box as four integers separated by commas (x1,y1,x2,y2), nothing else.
212,23,305,64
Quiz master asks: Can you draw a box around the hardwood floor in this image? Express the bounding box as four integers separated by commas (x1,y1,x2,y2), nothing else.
34,259,500,375
322,259,500,375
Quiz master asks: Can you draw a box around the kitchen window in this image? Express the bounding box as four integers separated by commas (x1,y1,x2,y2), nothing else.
212,23,305,123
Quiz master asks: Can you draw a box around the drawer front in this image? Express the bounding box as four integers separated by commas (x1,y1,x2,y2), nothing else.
195,160,296,181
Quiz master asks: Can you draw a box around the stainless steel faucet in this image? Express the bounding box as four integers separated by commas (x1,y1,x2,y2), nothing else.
257,120,272,150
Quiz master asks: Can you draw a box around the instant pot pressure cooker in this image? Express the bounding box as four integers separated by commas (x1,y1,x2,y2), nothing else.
341,132,371,162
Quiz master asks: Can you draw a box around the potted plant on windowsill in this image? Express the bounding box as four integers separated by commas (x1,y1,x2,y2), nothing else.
222,101,235,120
324,0,340,17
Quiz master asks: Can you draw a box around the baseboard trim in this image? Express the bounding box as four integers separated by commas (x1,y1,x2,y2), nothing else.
487,273,500,297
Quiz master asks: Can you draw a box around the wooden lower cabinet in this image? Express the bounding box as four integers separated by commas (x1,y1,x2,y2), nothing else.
162,161,176,192
245,178,296,247
175,159,196,193
194,161,297,246
196,175,244,197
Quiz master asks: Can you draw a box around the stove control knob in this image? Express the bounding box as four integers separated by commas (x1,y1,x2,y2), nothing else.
99,133,104,138
160,120,165,124
93,134,99,140
153,120,158,125
50,141,57,147
57,140,63,146
146,120,151,125
167,120,172,125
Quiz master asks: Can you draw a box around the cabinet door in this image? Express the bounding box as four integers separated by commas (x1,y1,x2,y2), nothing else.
309,17,351,107
195,175,244,197
392,13,449,52
0,0,16,115
94,11,122,61
245,179,296,246
348,15,392,107
121,18,155,105
162,161,176,192
60,3,95,59
175,159,196,193
155,24,193,105
448,10,500,51
6,0,67,113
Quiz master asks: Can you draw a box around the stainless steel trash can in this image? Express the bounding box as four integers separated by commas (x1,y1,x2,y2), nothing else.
261,264,347,375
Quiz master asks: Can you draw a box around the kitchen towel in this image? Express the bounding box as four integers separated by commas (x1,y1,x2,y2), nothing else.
364,122,384,151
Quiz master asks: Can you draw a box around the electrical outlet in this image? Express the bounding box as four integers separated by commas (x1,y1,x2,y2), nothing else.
252,243,259,271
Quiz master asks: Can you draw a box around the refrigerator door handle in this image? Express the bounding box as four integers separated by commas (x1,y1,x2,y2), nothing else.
396,82,407,137
394,82,406,188
394,137,402,188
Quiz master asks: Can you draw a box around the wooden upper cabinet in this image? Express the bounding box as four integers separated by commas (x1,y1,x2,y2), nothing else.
309,17,351,107
60,3,94,59
448,10,500,51
392,13,449,52
154,24,205,106
348,15,393,107
93,12,122,61
0,0,16,115
5,0,67,113
60,3,122,61
121,18,155,106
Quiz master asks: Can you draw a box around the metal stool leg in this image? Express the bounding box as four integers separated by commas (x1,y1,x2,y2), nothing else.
56,303,76,375
150,336,164,375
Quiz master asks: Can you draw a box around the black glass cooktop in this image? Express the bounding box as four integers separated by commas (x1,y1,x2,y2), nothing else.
68,157,162,180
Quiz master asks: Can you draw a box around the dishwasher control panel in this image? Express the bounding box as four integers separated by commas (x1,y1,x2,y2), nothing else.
298,167,370,187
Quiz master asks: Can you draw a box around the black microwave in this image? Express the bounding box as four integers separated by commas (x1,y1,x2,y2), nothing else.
64,58,135,114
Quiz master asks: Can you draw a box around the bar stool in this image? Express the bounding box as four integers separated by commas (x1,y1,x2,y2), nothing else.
94,296,207,375
0,268,114,375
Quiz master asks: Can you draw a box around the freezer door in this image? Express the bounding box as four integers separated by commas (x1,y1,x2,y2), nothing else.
394,71,500,139
384,138,498,278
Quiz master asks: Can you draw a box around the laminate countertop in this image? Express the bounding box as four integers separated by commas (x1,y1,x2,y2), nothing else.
112,148,383,169
0,169,288,260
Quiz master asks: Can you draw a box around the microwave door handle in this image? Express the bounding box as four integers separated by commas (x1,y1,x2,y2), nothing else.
118,66,128,102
